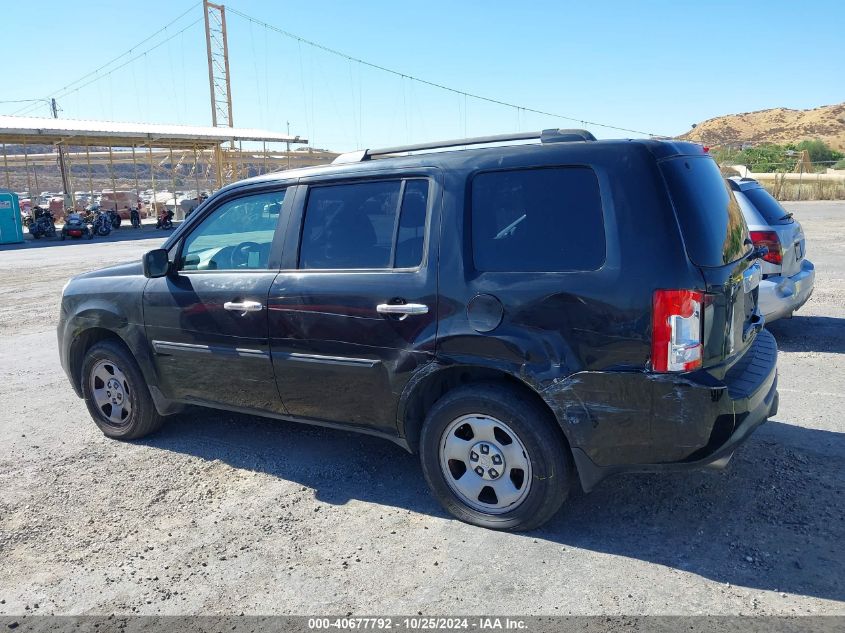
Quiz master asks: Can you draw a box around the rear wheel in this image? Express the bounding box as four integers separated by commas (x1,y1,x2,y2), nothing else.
419,383,572,531
81,340,164,440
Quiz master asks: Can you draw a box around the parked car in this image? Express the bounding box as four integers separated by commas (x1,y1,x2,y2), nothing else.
728,177,815,322
58,131,778,531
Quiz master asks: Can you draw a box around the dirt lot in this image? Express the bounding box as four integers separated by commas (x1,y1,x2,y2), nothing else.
0,204,843,616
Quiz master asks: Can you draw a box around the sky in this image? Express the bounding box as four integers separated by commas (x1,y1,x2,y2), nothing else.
2,0,843,152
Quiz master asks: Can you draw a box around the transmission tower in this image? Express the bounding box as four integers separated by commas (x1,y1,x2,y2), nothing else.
203,1,234,134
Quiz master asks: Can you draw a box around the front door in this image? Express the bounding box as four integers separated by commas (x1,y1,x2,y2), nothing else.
143,187,290,413
269,174,439,434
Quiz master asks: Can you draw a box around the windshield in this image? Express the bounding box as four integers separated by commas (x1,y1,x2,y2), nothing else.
661,157,752,267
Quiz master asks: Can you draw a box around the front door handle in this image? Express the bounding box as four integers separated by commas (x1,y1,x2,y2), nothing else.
376,303,429,316
224,300,264,314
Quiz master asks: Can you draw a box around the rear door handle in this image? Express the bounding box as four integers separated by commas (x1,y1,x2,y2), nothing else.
376,303,429,316
224,300,264,314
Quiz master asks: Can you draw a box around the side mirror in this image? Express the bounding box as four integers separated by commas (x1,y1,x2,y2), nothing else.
143,249,171,278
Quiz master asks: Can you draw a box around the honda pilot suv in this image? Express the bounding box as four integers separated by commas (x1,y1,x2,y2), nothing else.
58,130,778,531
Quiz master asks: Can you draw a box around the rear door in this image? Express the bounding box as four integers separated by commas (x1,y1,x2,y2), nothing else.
268,172,440,434
143,186,290,413
660,157,761,364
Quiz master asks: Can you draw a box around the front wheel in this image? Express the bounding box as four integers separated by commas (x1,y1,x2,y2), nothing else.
81,340,164,440
419,383,573,531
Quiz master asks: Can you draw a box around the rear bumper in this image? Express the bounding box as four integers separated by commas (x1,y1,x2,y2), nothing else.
758,259,815,322
549,330,779,492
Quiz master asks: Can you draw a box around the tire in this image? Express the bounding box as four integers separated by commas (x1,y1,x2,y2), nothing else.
81,340,164,440
419,383,572,531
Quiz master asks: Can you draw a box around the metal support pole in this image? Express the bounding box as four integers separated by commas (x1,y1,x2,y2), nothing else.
262,141,267,175
237,141,242,180
169,146,178,220
64,146,75,210
23,138,32,197
2,143,10,190
214,144,224,191
149,145,158,216
30,140,40,199
131,145,139,197
107,146,117,211
194,144,200,197
85,142,94,205
51,98,71,198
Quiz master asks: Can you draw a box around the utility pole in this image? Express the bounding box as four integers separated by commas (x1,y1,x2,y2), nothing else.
287,120,291,169
51,98,71,202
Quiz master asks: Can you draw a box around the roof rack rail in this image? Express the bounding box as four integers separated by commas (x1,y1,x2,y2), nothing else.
331,128,596,164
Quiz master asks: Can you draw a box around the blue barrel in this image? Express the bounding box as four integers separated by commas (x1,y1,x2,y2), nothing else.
0,189,23,244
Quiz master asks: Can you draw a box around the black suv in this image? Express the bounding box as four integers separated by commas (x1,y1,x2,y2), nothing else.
58,130,778,530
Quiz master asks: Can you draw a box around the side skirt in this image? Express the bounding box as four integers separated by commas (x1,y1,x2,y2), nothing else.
165,396,413,452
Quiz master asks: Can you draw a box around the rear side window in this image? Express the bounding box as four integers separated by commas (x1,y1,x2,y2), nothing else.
299,179,428,269
741,187,794,225
661,157,751,267
471,167,605,272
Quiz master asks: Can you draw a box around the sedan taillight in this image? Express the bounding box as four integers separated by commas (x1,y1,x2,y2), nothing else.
750,230,782,265
652,290,703,372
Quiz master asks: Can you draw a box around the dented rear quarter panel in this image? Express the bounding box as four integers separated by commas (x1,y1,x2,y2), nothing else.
431,142,718,467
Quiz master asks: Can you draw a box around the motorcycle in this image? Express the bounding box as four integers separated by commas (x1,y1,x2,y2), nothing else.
61,213,93,240
107,208,121,229
29,208,57,239
130,207,142,229
92,210,112,237
156,208,174,230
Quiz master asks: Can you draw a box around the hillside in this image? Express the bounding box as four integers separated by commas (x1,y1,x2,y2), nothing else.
678,103,845,151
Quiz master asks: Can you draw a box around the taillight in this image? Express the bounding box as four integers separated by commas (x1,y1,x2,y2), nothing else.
652,290,703,373
750,230,782,265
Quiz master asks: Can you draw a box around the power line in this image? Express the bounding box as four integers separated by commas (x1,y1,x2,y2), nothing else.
227,7,665,138
13,2,202,117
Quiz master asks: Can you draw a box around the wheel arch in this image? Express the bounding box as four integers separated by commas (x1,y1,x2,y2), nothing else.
67,326,132,397
398,363,572,455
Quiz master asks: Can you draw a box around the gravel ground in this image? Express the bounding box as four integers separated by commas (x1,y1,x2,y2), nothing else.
0,205,843,616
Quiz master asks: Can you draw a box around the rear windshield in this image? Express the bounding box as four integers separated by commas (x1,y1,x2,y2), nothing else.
741,187,794,225
661,157,751,267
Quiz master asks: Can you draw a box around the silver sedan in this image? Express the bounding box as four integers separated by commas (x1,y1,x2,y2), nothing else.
729,177,815,322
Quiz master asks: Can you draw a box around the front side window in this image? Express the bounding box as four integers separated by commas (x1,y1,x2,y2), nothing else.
179,190,285,271
471,167,606,272
299,179,429,270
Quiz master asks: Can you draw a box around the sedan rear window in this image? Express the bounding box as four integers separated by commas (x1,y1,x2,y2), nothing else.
661,157,751,267
741,187,794,225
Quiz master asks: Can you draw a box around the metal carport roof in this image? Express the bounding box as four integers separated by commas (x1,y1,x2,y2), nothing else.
0,115,306,149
